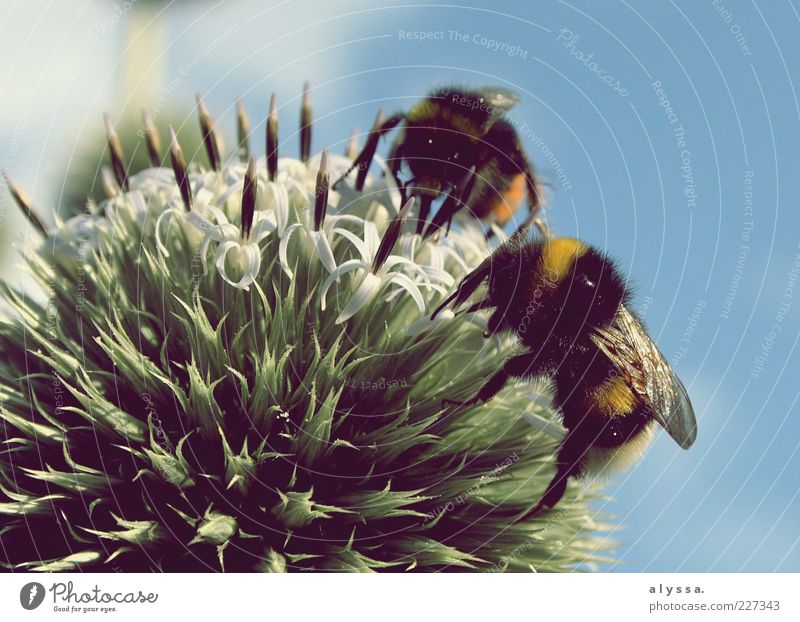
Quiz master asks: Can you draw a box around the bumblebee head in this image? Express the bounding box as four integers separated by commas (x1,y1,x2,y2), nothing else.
486,241,532,304
534,238,628,334
432,236,627,333
402,124,477,187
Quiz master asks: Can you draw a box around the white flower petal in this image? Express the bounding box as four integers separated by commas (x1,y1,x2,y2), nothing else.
407,308,455,336
130,167,175,187
438,243,470,275
215,241,262,290
279,223,305,279
331,227,369,262
325,214,364,228
336,272,382,324
128,191,149,219
198,222,238,274
384,272,425,314
215,179,244,210
251,211,278,242
268,183,290,235
194,187,216,211
154,206,180,257
237,243,263,290
420,265,455,288
363,221,380,258
381,255,431,287
184,210,217,237
319,259,367,311
277,157,307,181
399,235,417,261
311,231,337,273
285,177,311,205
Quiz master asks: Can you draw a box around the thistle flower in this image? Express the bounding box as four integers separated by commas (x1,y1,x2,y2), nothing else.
0,91,615,573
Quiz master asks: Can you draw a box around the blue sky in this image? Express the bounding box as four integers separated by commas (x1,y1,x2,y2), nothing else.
1,0,798,572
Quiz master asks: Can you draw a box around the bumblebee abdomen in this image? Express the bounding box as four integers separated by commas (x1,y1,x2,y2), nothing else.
583,421,657,475
551,339,648,444
470,171,527,223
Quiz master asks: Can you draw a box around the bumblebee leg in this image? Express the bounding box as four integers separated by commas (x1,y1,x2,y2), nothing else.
416,193,434,234
509,160,546,241
442,352,539,409
483,307,506,337
385,136,403,180
512,435,585,522
332,114,404,190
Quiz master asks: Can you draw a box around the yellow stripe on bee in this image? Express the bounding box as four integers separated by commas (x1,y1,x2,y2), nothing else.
540,238,588,283
407,100,481,137
594,376,636,415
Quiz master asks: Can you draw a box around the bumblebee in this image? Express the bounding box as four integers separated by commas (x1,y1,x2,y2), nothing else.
333,85,542,234
432,233,697,516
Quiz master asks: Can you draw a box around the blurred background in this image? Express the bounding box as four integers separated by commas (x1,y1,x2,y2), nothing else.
1,0,798,572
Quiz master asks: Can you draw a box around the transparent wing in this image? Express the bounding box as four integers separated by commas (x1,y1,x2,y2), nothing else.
475,87,520,113
590,306,697,449
474,87,519,131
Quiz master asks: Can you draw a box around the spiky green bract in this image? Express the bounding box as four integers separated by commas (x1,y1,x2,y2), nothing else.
1,148,614,572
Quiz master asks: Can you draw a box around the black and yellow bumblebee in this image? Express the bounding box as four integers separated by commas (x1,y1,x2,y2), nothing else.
432,232,697,516
333,86,542,235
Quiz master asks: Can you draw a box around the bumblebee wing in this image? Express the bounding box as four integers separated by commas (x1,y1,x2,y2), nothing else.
591,306,697,449
474,87,519,131
475,87,520,112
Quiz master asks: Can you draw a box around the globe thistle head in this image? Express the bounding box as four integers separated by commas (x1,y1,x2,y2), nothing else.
0,91,614,572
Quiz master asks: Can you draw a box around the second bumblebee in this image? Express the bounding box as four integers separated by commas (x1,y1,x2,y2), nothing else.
433,233,698,515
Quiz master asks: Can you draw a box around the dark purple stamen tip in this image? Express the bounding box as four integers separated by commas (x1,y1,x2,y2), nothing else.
104,113,129,192
314,150,329,231
300,82,312,163
196,95,221,171
267,93,279,182
168,127,192,211
142,110,161,167
236,98,251,161
2,170,49,237
100,167,120,198
241,156,257,240
372,197,414,273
